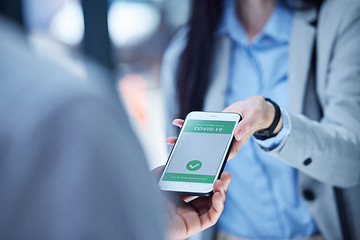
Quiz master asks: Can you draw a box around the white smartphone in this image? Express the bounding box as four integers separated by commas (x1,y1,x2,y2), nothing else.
159,111,241,196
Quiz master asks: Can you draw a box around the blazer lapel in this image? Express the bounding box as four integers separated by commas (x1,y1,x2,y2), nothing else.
289,7,317,113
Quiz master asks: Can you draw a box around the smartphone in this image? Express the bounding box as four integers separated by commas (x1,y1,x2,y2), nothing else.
159,111,241,196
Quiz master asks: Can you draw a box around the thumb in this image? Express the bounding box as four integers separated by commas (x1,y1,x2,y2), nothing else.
234,119,249,141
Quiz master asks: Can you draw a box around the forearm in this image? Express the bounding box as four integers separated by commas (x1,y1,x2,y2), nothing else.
268,110,360,188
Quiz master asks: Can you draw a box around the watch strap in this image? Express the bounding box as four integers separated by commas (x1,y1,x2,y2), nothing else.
254,97,281,139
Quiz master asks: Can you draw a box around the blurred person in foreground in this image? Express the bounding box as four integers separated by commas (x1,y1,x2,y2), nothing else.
162,0,360,239
0,14,231,240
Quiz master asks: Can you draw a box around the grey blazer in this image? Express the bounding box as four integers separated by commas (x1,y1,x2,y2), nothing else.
161,0,360,239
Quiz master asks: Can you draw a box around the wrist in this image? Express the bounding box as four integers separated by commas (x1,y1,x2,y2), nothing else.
273,114,283,135
254,98,282,138
264,101,275,129
265,102,283,135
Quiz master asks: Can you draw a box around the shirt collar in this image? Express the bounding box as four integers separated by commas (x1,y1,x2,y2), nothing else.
217,0,293,46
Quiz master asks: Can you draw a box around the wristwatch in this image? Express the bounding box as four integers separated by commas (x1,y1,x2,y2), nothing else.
253,97,281,139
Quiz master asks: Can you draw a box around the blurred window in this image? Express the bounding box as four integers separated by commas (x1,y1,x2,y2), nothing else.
22,0,190,168
24,0,84,46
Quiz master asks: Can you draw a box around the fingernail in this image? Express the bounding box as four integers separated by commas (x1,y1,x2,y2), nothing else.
236,130,245,140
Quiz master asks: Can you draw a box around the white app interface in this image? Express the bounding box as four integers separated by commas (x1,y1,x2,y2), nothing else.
162,119,236,184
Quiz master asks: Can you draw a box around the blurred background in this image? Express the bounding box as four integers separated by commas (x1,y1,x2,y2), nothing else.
17,0,191,169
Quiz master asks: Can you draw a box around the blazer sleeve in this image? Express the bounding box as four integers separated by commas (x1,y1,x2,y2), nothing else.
269,1,360,188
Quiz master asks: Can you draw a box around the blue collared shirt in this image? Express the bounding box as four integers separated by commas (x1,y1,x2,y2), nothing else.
216,0,319,238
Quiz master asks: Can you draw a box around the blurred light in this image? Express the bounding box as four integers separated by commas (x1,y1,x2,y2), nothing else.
119,73,148,128
23,0,65,31
49,1,84,46
108,2,160,47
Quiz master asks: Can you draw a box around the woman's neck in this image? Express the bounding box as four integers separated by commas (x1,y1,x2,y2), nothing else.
237,0,278,42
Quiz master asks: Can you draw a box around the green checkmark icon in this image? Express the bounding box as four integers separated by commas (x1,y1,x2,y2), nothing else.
186,160,202,171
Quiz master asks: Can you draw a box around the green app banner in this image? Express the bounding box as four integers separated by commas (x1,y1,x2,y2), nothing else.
183,120,236,134
162,173,215,183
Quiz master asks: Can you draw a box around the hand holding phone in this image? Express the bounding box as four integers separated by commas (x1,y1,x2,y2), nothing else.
159,111,241,196
153,165,231,239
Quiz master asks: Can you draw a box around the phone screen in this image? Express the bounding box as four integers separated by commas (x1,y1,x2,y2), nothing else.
162,119,236,184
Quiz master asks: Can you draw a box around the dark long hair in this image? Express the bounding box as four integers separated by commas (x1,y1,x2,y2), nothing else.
176,0,323,119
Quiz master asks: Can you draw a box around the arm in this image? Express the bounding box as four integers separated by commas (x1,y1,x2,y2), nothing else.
224,2,360,187
270,2,360,188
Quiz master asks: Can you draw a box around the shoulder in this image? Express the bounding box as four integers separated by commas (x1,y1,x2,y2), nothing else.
314,0,360,53
322,0,360,10
321,0,360,28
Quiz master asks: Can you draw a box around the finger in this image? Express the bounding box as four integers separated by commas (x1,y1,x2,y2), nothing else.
185,194,210,210
219,172,231,191
228,132,252,160
233,108,267,141
172,119,184,128
165,137,177,145
197,206,211,217
209,190,225,221
213,180,225,202
193,174,231,228
213,172,231,203
228,140,242,160
188,172,232,208
233,118,257,141
199,191,224,229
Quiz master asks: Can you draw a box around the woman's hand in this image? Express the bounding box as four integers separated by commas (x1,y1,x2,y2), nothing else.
152,166,231,240
223,95,283,159
165,119,185,145
166,96,283,160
